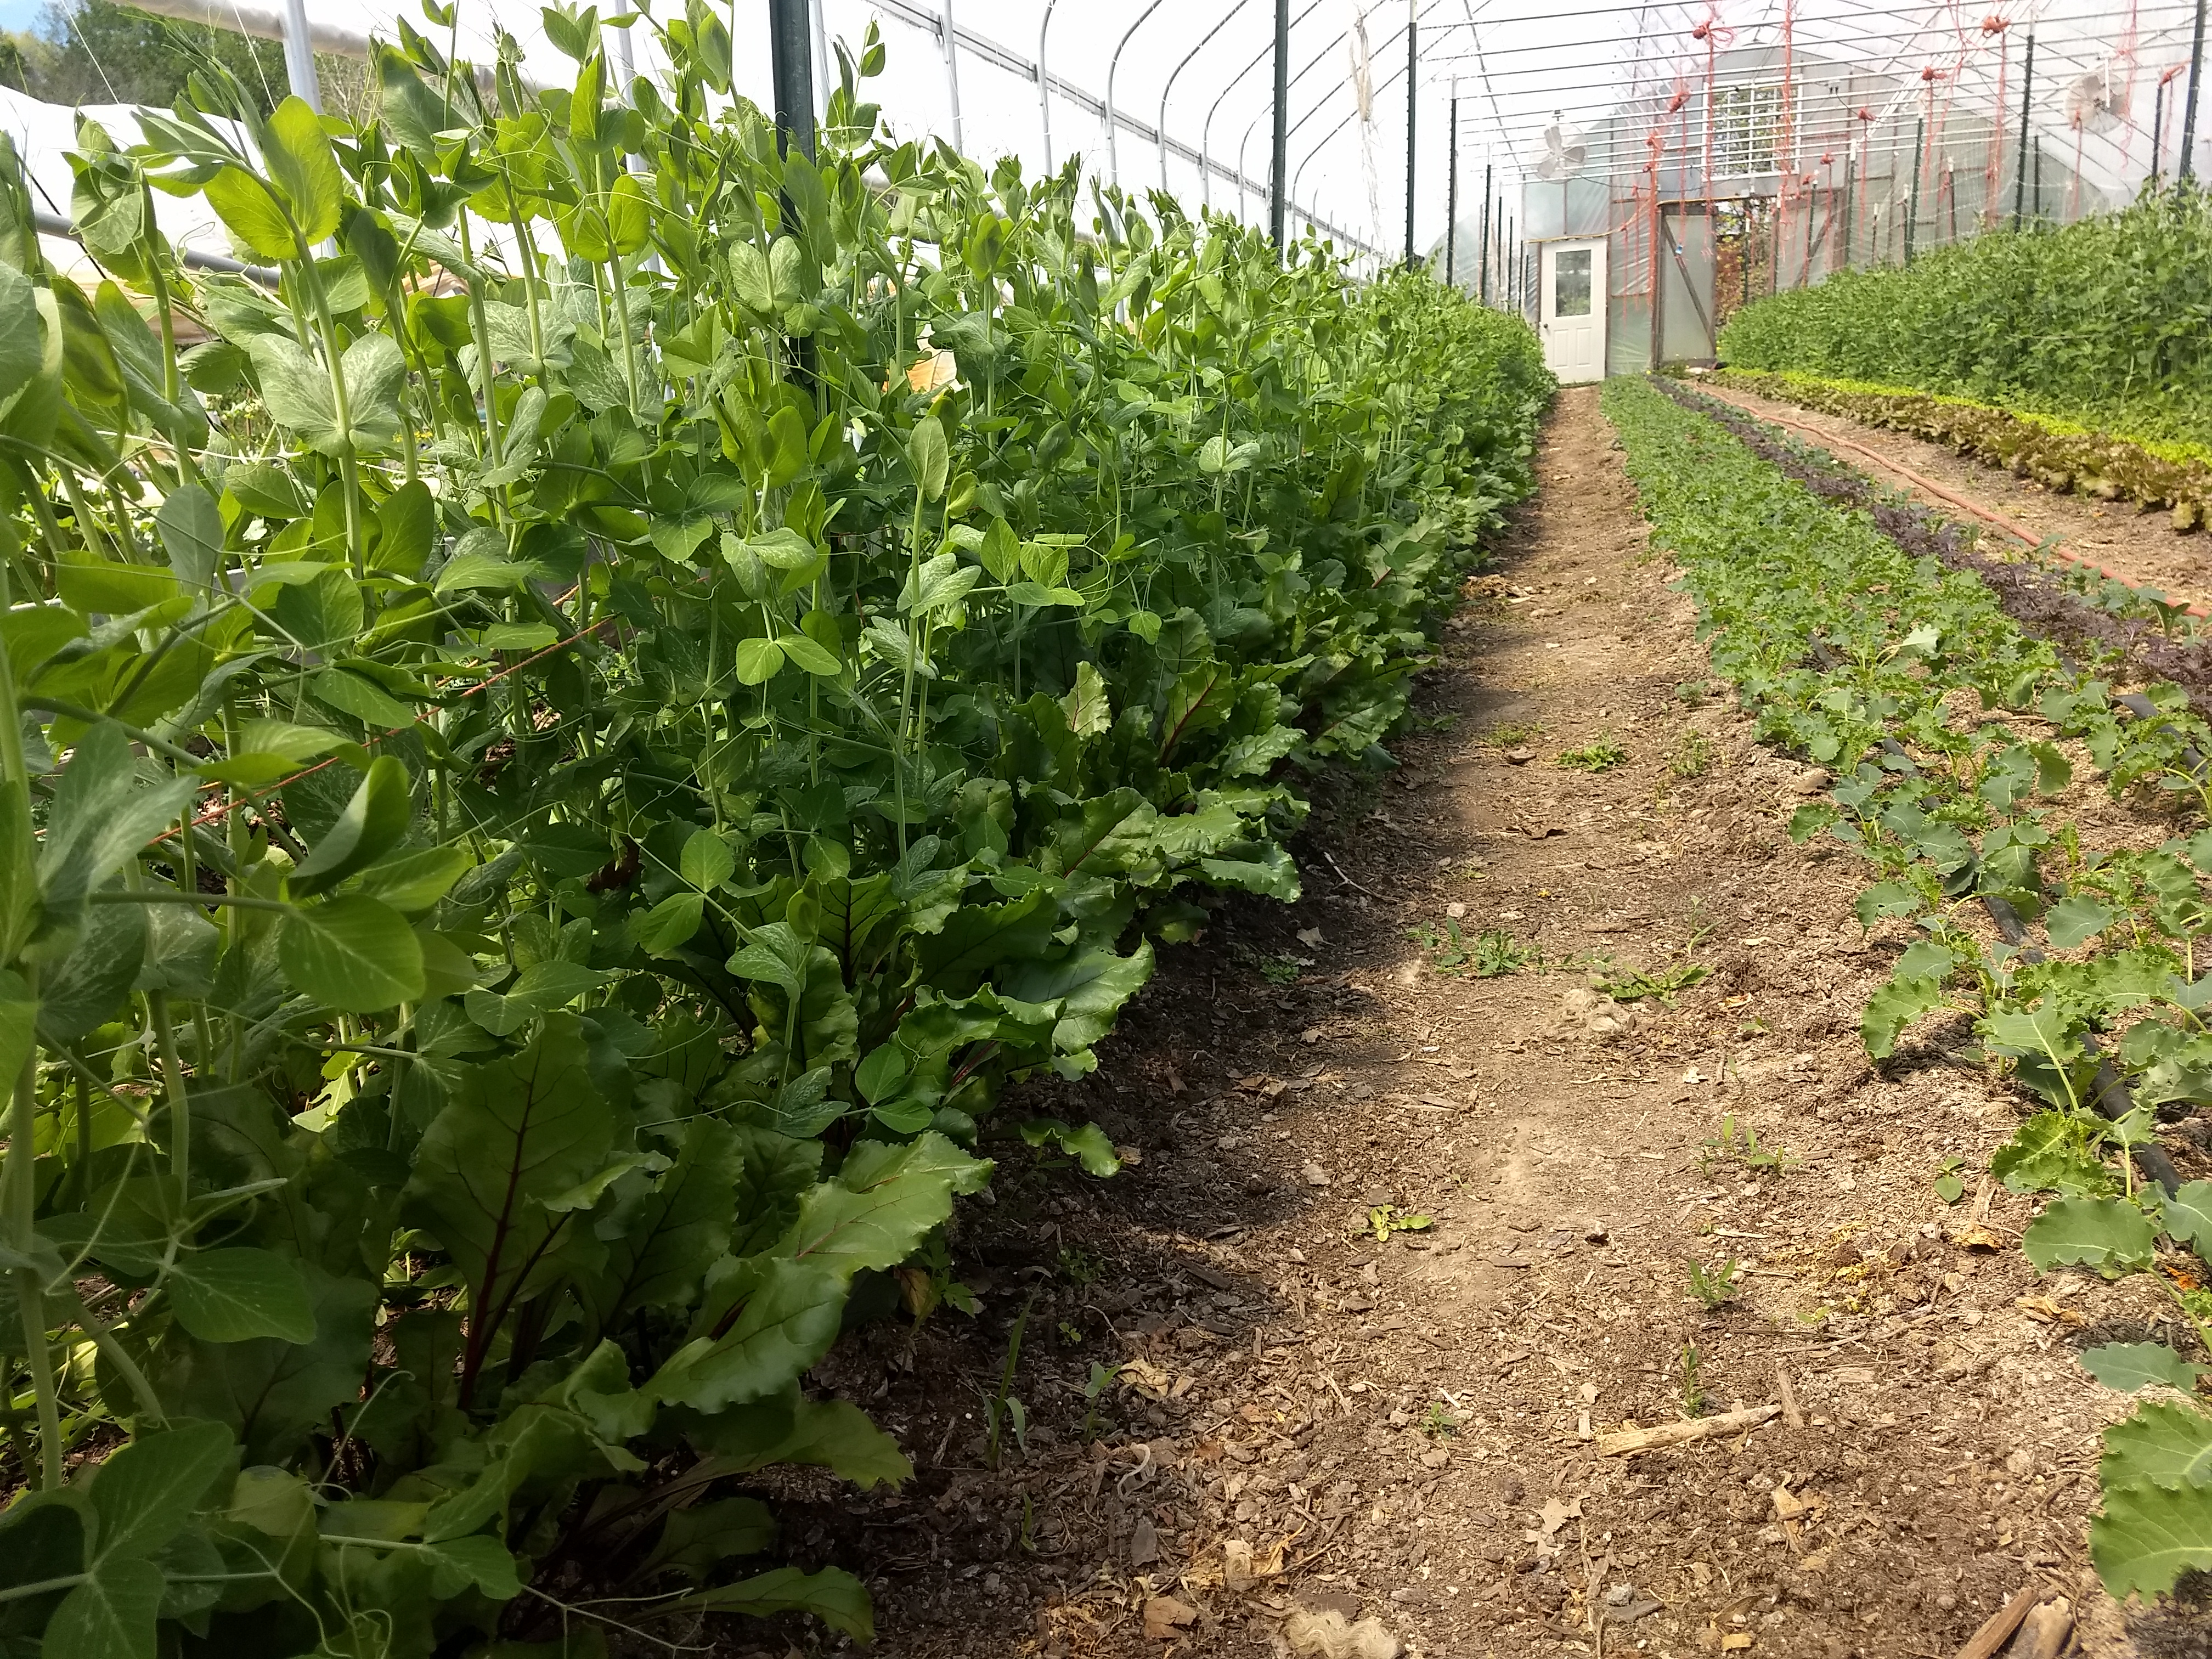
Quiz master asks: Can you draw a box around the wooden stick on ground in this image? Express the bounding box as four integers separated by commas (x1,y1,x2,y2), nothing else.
1775,1363,1804,1430
1594,1404,1778,1457
1950,1587,2044,1659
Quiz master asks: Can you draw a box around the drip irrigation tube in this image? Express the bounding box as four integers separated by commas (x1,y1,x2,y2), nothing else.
1697,382,2210,619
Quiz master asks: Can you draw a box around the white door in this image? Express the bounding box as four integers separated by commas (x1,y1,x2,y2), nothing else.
1538,239,1607,384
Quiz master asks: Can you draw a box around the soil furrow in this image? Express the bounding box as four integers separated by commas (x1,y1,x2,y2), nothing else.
777,387,2210,1659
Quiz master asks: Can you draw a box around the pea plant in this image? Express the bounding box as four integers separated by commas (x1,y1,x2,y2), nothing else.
0,7,1549,1653
1605,376,2212,1602
1718,182,2212,454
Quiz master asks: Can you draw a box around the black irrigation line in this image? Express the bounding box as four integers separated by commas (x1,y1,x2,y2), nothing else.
1651,376,2186,1197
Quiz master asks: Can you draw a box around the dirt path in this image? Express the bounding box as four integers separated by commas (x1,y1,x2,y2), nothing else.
781,387,2208,1659
1699,377,2212,614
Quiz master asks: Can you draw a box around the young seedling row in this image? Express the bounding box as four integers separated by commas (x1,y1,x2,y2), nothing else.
1604,374,2212,1603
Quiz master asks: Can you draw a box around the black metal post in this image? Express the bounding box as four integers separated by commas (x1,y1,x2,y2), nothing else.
1477,165,1492,302
1444,94,1459,287
2182,0,2207,180
2013,30,2034,229
1905,116,1923,262
769,0,815,160
1269,0,1290,250
1403,2,1418,269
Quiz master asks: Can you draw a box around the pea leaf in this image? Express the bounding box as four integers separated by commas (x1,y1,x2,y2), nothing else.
84,1418,238,1560
419,1534,525,1601
155,483,224,589
462,959,611,1036
244,332,407,458
43,1556,165,1659
167,1247,318,1344
632,891,705,956
203,166,297,259
666,1564,873,1643
733,638,785,685
262,94,345,246
907,418,947,503
778,633,842,675
606,173,651,255
278,895,426,1011
290,754,410,896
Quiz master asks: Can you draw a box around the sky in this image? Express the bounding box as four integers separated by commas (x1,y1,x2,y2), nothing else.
5,0,2204,265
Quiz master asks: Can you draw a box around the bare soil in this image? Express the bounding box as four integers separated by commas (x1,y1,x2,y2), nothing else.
745,388,2212,1659
1697,377,2212,614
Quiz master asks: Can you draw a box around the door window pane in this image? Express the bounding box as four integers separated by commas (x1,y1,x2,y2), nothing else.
1553,249,1593,318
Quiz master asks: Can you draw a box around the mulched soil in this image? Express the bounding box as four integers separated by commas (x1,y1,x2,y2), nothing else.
728,387,2212,1659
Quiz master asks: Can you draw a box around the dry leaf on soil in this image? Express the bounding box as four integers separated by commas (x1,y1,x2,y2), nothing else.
1142,1596,1197,1640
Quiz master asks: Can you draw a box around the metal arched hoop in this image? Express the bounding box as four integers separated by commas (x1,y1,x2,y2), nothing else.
1162,0,1258,194
1106,0,1172,186
1037,0,1060,173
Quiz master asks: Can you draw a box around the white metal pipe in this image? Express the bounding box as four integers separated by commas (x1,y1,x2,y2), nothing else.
940,0,964,151
1039,0,1059,173
1106,0,1169,187
1162,0,1256,195
278,0,320,109
811,0,831,120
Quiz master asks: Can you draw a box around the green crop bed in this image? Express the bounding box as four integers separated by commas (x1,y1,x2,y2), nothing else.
1604,374,2212,1604
1718,184,2212,455
0,14,1550,1653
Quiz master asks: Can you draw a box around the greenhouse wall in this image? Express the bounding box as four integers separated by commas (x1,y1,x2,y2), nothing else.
1515,42,2109,377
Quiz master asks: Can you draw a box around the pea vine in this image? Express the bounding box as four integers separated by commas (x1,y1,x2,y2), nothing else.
0,10,1550,1655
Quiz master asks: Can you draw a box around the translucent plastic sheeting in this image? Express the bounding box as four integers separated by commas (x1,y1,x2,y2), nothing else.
8,0,2203,287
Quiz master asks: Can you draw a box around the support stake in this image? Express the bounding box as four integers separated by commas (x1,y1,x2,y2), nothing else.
1269,0,1289,251
769,0,815,160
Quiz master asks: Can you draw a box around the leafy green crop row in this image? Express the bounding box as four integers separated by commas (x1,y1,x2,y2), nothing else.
1711,368,2212,529
1602,375,2212,1603
0,9,1549,1655
1717,183,2212,454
